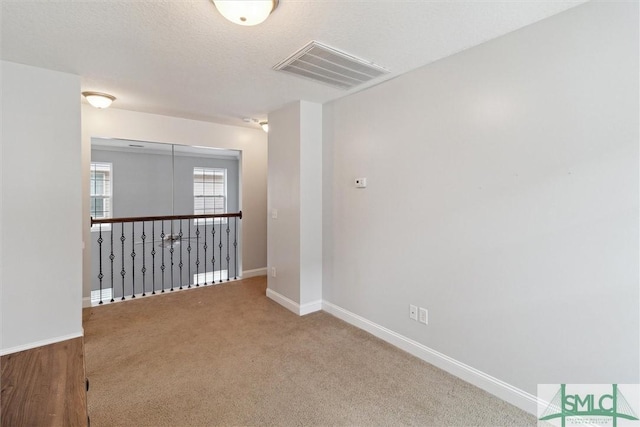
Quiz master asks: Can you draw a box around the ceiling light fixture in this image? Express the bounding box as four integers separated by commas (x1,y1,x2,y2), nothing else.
212,0,278,26
82,91,116,109
259,121,269,133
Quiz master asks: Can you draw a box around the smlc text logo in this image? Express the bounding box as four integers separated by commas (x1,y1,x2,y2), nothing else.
538,384,640,427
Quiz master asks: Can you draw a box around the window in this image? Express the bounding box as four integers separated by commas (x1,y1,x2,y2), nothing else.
194,167,226,223
91,162,112,231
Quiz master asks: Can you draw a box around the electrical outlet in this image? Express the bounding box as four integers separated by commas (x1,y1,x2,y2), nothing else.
409,304,418,321
419,307,428,325
271,267,277,277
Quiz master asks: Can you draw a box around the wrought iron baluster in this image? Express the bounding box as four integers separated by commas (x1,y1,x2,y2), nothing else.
161,221,166,293
109,227,115,302
131,222,136,298
212,222,216,284
120,223,126,300
187,221,192,288
97,224,104,304
218,218,223,283
203,220,208,285
195,222,200,286
151,221,156,295
179,220,184,290
170,220,175,291
226,220,230,281
233,217,238,280
141,222,146,296
93,213,241,303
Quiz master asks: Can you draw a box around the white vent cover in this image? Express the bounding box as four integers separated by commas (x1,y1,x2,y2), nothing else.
273,41,389,90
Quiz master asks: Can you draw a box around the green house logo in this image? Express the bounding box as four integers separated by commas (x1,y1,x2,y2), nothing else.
538,384,639,427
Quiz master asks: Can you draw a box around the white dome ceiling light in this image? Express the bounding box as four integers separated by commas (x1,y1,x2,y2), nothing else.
212,0,278,26
82,91,116,109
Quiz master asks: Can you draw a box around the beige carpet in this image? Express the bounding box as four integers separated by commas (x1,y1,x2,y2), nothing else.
83,276,535,426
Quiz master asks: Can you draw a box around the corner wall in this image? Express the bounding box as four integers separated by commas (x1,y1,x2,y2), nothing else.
267,101,323,314
81,107,268,301
323,1,639,411
1,61,83,353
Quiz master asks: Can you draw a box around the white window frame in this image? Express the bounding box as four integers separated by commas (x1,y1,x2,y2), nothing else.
194,167,227,225
90,162,113,232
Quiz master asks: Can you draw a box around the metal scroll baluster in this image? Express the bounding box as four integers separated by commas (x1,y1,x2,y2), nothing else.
109,227,115,302
141,222,146,297
97,224,104,304
233,217,238,279
187,221,192,288
131,222,136,298
218,218,223,283
120,223,126,300
211,223,216,284
203,220,208,285
195,222,200,286
226,220,230,281
179,220,184,290
161,221,166,293
170,220,175,291
151,221,156,295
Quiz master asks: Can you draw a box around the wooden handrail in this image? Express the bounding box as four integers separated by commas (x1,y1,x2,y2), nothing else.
91,211,242,225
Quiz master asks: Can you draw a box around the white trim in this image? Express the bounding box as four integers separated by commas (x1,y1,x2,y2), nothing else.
86,279,237,307
86,273,265,309
266,288,299,314
0,332,84,356
321,300,538,416
266,288,322,316
241,267,267,278
300,300,323,315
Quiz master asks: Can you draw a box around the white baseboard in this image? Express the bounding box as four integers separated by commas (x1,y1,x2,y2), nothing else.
82,296,92,308
266,288,298,314
322,301,537,416
266,288,322,316
300,300,323,315
0,331,84,356
242,267,267,279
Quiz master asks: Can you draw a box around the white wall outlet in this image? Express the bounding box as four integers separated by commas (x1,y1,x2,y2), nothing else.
271,209,278,219
419,307,428,325
271,267,277,277
409,304,418,321
355,177,367,188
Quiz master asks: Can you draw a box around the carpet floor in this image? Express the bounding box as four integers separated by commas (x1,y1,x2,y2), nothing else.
83,276,536,426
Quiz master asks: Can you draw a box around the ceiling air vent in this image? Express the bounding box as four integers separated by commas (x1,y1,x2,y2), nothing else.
273,41,389,90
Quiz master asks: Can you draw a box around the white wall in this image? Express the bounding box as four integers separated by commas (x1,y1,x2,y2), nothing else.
323,0,638,412
81,107,268,300
299,102,323,307
91,147,240,217
267,102,301,304
267,101,323,314
1,61,83,353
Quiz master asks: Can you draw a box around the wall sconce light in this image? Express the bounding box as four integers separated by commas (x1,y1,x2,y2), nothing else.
82,91,116,109
259,121,269,133
212,0,278,26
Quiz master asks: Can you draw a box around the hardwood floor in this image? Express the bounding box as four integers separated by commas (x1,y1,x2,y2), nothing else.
1,337,88,427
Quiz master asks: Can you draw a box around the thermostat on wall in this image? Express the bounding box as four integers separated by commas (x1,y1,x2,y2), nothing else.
355,178,367,188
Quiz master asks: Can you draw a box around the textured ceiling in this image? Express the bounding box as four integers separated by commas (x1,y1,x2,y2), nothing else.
1,0,584,129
